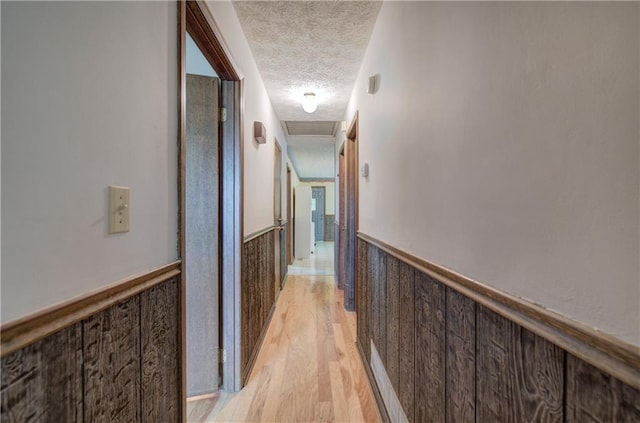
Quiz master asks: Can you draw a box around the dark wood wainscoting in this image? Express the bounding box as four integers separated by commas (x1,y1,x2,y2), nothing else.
241,227,276,384
1,265,181,423
356,235,640,423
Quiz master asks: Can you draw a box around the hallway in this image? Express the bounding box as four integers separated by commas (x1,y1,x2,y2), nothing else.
189,242,380,422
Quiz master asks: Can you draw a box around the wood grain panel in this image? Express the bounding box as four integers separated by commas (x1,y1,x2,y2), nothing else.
567,354,640,422
477,305,564,423
357,232,640,391
370,245,387,365
414,271,445,423
241,229,278,383
397,260,415,423
358,236,640,423
356,238,369,361
84,297,141,423
446,288,476,423
1,325,82,422
141,278,180,422
1,262,180,357
385,255,401,392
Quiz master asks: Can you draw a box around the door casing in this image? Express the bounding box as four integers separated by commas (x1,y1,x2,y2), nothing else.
179,3,244,420
343,112,359,312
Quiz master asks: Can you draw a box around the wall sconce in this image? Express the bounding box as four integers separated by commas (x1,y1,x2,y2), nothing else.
254,121,266,144
302,92,318,113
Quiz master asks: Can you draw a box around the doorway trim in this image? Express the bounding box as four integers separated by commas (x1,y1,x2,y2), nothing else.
273,138,284,290
344,111,359,311
286,165,293,265
178,2,244,418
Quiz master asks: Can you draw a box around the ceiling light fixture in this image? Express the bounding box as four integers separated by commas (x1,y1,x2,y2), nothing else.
302,92,317,113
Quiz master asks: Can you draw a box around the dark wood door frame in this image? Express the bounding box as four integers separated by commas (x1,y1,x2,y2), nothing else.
337,147,346,290
344,112,359,311
274,139,284,291
179,2,244,417
286,165,293,265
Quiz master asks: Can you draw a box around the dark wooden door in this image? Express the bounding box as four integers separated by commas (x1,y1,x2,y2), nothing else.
344,135,357,311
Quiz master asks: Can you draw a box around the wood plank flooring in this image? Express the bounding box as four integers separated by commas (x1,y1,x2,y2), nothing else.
201,272,381,422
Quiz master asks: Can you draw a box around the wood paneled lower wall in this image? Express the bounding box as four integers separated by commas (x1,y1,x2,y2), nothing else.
357,236,640,423
241,228,276,384
1,268,181,423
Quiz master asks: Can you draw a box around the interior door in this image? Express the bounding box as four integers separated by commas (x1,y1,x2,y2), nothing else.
312,187,325,242
274,141,284,292
186,73,220,395
287,166,293,265
338,149,346,290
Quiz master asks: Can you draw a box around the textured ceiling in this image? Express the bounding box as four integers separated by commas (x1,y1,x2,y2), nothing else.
233,0,381,122
233,1,381,178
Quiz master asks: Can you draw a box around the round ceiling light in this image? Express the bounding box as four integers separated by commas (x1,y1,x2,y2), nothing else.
302,92,317,113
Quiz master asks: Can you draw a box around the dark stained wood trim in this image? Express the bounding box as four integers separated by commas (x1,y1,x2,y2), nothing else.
1,262,181,358
185,1,241,81
357,232,640,391
286,165,292,265
348,110,359,232
356,340,391,423
243,226,276,243
344,111,359,311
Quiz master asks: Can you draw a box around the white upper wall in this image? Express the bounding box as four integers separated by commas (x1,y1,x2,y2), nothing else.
205,1,288,235
2,1,178,323
346,2,640,345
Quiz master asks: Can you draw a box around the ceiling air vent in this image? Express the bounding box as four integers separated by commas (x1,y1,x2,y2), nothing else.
284,121,340,137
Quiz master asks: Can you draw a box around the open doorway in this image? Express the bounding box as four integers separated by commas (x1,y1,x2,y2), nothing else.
180,1,243,421
184,31,221,407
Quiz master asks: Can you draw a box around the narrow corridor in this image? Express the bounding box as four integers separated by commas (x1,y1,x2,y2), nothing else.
189,242,380,422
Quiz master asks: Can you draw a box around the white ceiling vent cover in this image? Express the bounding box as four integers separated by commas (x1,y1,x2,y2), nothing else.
284,121,340,137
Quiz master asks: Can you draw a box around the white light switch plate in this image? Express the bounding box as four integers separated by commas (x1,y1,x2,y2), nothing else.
109,186,130,233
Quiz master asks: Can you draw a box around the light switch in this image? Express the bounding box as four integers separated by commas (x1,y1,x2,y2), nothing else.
109,186,130,233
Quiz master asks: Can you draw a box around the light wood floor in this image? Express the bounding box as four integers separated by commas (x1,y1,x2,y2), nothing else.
199,272,381,422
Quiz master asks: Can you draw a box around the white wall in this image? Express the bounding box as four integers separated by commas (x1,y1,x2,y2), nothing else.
205,1,289,236
346,2,640,345
2,2,178,323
